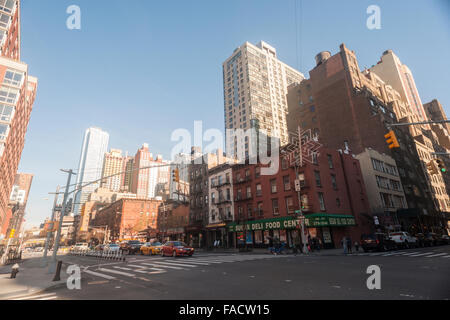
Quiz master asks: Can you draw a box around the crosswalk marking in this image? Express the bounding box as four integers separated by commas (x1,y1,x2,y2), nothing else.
84,269,116,280
140,262,186,270
147,261,198,268
408,252,434,257
398,252,420,256
441,255,450,258
98,268,135,277
425,253,447,258
11,292,57,300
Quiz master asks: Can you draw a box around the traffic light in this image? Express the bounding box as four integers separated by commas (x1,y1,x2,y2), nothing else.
436,159,447,173
384,130,400,149
426,160,439,175
172,168,180,183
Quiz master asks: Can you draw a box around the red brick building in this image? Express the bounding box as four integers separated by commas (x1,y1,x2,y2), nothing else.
228,147,372,249
157,200,189,243
93,198,162,242
0,1,38,237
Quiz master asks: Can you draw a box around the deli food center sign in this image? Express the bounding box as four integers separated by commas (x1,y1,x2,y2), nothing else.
227,214,356,232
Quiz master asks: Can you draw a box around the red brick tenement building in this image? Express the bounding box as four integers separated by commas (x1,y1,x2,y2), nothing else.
228,147,372,249
94,198,162,242
0,1,38,238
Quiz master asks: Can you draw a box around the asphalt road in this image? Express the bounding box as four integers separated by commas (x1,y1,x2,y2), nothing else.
9,246,450,300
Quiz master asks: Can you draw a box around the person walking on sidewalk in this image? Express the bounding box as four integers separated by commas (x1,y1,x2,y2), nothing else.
354,241,359,253
341,236,348,254
347,236,353,254
293,235,301,255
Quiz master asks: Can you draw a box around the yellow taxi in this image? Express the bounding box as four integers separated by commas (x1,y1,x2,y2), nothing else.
140,242,163,255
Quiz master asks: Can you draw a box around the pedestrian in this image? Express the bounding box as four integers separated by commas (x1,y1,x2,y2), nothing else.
354,241,359,252
308,235,314,252
293,235,301,255
347,236,353,254
341,236,348,254
316,237,321,252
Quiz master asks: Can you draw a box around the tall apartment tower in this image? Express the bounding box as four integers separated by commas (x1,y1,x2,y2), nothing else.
5,172,33,236
101,149,125,192
121,155,134,192
370,51,450,213
370,50,427,122
131,143,153,199
222,41,304,154
0,0,38,237
73,127,109,215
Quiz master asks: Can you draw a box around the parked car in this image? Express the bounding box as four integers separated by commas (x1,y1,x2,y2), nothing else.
414,233,433,247
94,244,105,251
439,234,450,245
388,232,418,248
120,240,142,254
424,233,439,246
361,233,398,252
73,243,89,251
104,243,120,253
161,241,194,257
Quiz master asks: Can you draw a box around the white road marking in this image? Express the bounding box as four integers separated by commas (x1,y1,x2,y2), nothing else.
113,266,134,271
11,292,57,300
408,252,435,257
97,268,135,277
425,253,448,258
84,269,116,280
141,262,186,270
144,261,198,268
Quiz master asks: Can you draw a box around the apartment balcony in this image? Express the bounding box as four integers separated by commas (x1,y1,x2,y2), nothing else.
211,181,231,189
214,198,232,205
234,195,253,202
234,176,252,184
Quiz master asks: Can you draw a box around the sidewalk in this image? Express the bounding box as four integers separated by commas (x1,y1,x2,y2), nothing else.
0,257,69,299
195,247,350,256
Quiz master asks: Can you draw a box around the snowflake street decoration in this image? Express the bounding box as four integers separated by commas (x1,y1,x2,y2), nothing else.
282,128,322,167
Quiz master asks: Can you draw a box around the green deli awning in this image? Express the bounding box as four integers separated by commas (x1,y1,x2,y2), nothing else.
227,214,356,232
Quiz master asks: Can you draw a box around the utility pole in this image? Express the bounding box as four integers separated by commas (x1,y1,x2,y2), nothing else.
49,170,76,273
42,186,60,266
295,126,309,255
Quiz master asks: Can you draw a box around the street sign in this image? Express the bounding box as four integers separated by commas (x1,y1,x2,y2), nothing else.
9,229,15,238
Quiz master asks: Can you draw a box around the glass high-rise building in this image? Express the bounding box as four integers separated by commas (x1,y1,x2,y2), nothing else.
73,127,109,215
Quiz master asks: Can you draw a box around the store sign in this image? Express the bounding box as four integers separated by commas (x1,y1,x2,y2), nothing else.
228,214,356,232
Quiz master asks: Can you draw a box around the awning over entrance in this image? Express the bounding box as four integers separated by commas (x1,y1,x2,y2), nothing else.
206,223,227,229
227,214,356,232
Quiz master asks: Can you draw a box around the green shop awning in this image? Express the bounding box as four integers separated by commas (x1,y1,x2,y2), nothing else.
227,214,356,232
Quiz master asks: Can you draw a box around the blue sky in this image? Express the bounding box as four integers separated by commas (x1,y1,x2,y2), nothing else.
18,0,450,228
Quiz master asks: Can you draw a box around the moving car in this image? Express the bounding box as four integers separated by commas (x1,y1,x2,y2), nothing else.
424,233,439,246
73,243,89,251
161,241,194,257
439,234,450,245
94,244,105,251
140,242,163,255
120,240,142,255
414,233,432,247
388,232,418,248
361,233,398,252
104,243,120,253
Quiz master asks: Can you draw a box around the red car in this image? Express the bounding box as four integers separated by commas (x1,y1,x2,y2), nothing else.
161,241,194,257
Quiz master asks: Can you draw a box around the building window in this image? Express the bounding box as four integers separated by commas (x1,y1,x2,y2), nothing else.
257,202,263,216
0,104,13,121
318,193,326,211
327,154,333,169
283,176,291,191
314,171,321,187
281,157,289,170
285,197,294,214
270,179,277,193
272,199,279,215
246,186,252,198
255,167,260,178
0,123,9,141
336,198,341,207
247,205,252,218
3,70,23,87
331,174,337,190
256,184,262,196
0,86,18,104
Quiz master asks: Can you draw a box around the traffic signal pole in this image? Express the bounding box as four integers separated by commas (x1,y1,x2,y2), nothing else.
49,170,76,273
42,185,60,266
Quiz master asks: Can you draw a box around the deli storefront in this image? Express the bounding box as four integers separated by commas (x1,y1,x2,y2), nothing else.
227,214,356,249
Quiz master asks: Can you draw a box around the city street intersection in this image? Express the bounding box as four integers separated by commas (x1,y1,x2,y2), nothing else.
7,245,450,300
